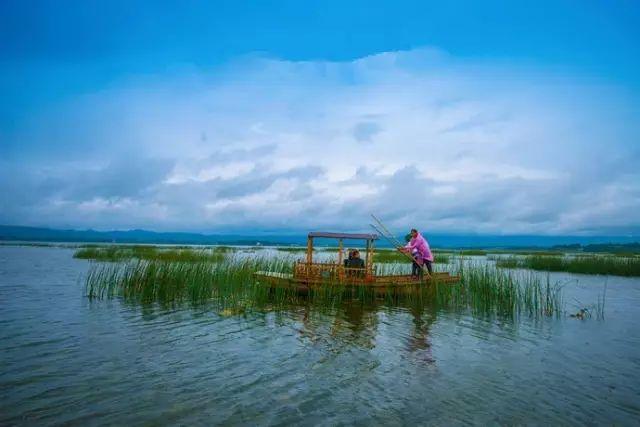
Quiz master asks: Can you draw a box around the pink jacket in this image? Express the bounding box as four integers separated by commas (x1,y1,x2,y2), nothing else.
404,232,434,262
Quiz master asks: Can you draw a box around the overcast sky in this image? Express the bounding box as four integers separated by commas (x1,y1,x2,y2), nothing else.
1,1,639,235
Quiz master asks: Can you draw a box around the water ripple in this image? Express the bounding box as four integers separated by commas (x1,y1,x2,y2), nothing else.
2,246,640,425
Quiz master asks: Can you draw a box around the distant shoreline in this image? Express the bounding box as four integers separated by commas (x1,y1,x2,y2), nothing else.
1,228,638,254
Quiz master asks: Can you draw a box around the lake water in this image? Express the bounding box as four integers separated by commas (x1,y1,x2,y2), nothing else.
1,246,640,425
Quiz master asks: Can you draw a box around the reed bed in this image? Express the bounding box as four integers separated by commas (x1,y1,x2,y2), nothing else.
373,250,450,264
86,258,290,302
74,246,227,263
276,247,307,253
436,249,488,256
445,263,564,318
212,245,235,253
457,249,488,256
447,249,565,256
490,250,565,256
85,255,570,319
495,255,640,277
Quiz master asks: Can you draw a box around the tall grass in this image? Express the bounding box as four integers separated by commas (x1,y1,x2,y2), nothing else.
86,256,295,309
438,249,488,256
373,250,450,264
497,250,565,256
276,247,306,253
74,246,226,263
85,256,568,319
457,249,488,256
421,262,564,318
495,255,640,277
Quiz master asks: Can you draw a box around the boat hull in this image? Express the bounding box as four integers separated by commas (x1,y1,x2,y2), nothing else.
254,271,461,295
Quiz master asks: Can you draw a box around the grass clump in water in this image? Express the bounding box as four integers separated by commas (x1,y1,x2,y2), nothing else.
373,250,450,264
74,246,226,263
276,246,306,253
86,255,569,319
495,255,640,277
461,266,563,318
86,256,294,309
457,249,488,256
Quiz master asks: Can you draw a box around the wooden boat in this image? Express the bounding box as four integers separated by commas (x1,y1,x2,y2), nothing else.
254,231,460,294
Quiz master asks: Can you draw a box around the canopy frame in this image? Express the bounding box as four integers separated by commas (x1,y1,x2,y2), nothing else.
306,231,378,275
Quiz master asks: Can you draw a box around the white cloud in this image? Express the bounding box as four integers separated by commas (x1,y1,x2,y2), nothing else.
1,48,639,234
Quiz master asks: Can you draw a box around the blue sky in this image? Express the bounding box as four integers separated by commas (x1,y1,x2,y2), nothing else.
1,1,639,235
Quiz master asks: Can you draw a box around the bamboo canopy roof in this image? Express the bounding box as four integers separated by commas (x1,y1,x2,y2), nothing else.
307,231,378,240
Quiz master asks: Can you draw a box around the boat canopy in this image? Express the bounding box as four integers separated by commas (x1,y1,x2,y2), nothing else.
308,232,378,240
305,231,378,271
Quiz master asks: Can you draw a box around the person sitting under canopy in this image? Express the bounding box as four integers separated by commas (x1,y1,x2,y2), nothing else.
344,249,365,277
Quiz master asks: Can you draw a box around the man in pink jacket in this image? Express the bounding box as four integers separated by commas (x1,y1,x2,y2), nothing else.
401,228,433,278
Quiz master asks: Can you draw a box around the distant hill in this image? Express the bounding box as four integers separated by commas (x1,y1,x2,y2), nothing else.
0,224,637,249
0,225,301,246
554,242,640,254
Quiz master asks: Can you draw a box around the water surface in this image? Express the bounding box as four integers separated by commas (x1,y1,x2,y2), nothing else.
1,246,639,425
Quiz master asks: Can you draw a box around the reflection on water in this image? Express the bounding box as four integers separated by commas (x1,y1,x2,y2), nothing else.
1,246,640,425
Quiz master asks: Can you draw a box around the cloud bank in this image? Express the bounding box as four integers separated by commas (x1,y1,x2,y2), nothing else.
1,48,639,235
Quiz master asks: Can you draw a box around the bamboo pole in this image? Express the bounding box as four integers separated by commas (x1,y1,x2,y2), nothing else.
372,214,405,248
306,236,313,265
370,216,432,279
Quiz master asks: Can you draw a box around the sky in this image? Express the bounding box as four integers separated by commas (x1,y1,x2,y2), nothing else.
1,0,639,235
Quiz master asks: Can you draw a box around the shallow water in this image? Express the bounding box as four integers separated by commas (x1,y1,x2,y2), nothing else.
1,246,640,425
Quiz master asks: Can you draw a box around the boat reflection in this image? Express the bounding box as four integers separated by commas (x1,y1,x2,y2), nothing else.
294,298,437,362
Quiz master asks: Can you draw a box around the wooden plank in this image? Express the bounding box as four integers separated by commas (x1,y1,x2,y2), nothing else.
306,236,313,264
308,231,378,240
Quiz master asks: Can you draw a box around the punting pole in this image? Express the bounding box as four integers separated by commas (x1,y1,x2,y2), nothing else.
371,214,406,248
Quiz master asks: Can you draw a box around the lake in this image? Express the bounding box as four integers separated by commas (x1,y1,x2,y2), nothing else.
1,246,640,425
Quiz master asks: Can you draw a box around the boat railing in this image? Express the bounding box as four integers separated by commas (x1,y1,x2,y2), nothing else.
293,260,374,283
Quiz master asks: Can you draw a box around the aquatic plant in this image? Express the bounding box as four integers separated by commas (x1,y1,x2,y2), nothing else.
74,246,226,263
373,250,450,264
74,246,128,261
86,256,295,308
276,247,307,252
494,250,565,256
491,256,520,268
495,255,640,277
457,249,488,256
85,255,568,319
419,261,564,318
569,281,607,321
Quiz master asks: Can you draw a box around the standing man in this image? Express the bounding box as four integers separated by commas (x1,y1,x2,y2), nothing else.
401,228,433,278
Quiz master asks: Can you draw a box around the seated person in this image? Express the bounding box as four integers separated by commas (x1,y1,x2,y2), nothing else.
344,249,354,267
344,249,365,277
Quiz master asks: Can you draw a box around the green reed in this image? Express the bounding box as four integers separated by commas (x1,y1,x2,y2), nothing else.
373,250,450,264
415,261,564,318
495,255,640,277
85,254,570,319
86,256,292,304
457,249,488,256
74,246,226,263
276,247,307,253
